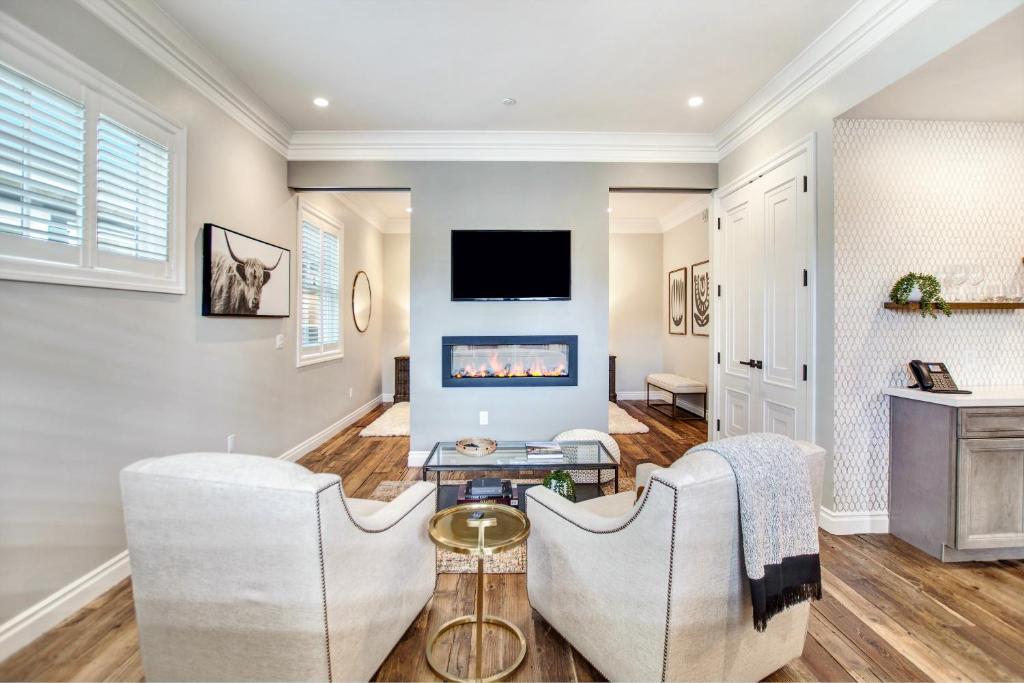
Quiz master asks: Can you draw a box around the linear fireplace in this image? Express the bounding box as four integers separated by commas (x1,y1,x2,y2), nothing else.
441,335,578,387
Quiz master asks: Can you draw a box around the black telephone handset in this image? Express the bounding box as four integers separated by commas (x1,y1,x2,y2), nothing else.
908,360,972,394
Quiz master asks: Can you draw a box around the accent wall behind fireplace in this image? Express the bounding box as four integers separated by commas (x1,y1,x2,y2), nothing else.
442,335,578,387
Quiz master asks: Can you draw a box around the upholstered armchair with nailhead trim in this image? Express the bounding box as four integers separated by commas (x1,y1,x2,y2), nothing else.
526,440,824,682
121,453,436,682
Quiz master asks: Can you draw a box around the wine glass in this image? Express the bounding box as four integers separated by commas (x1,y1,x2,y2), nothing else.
967,265,984,301
950,263,968,302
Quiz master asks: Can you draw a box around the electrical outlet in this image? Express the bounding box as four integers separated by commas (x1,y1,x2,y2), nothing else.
479,411,489,426
275,334,285,350
227,434,236,453
348,387,353,398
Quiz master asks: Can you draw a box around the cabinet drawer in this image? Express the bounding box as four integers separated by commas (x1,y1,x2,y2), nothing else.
958,408,1024,438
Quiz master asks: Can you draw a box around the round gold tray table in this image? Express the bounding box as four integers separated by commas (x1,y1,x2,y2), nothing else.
426,502,530,683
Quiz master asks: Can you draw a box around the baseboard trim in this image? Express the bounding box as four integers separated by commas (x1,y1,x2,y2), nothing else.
617,390,707,418
0,398,384,664
279,394,383,462
408,449,429,467
0,550,130,663
820,506,889,535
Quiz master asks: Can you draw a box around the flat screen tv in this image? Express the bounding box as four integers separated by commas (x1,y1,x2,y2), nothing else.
451,230,571,301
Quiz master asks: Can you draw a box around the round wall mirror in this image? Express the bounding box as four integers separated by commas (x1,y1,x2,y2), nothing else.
352,270,372,333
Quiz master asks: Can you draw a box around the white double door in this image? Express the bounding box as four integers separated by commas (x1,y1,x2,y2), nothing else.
716,151,812,440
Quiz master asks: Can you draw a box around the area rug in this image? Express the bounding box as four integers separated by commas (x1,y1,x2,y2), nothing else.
359,401,409,437
369,476,634,574
360,401,649,437
608,401,649,434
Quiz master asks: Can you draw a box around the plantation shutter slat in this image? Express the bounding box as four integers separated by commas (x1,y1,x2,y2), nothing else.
0,62,84,245
95,116,169,261
299,218,341,357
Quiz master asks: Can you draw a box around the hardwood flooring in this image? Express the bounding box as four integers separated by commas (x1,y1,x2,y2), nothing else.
2,401,1022,682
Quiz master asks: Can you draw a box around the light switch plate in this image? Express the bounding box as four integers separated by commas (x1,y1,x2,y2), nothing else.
275,334,285,350
479,411,489,426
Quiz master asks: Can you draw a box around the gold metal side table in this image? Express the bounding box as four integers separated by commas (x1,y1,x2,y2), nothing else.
426,502,530,683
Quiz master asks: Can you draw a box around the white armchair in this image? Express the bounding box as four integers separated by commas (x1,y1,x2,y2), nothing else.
120,452,436,682
526,441,825,682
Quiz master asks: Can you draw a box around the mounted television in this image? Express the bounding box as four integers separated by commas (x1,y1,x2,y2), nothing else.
451,230,571,301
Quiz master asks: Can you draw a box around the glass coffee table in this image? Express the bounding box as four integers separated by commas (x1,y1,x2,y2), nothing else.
422,440,618,511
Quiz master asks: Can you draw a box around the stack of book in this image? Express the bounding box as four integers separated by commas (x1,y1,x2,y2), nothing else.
457,478,516,506
526,441,563,459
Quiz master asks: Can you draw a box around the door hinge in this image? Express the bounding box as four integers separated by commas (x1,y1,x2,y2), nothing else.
717,217,721,230
717,284,721,297
803,269,808,286
716,352,721,365
716,419,721,432
803,175,808,192
803,364,808,381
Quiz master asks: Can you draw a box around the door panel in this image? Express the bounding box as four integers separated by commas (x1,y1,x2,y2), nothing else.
715,150,811,441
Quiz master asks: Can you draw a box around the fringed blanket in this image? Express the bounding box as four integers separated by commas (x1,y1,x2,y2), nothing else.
686,433,821,631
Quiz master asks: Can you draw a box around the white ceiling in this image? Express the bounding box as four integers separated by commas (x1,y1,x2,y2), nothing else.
154,0,855,133
333,191,412,233
609,191,709,233
842,6,1024,121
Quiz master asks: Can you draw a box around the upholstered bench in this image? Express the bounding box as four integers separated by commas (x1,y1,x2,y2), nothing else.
645,372,707,421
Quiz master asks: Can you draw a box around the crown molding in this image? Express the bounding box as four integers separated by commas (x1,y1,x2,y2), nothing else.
77,0,292,156
288,130,719,163
713,0,937,158
75,0,936,163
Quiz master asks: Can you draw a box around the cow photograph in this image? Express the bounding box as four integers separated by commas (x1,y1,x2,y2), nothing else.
202,224,290,317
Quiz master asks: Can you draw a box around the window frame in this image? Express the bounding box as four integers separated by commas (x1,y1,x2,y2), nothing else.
0,27,187,294
296,198,344,367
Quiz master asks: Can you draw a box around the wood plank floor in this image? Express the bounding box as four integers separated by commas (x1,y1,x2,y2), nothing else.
2,401,1022,682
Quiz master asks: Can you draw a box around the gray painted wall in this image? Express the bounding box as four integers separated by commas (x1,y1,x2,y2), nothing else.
290,161,716,451
662,212,710,388
0,2,383,623
609,233,663,393
717,0,1019,510
381,232,410,398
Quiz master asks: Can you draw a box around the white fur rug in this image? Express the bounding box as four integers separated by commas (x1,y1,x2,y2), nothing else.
359,401,410,437
360,400,649,437
608,401,649,434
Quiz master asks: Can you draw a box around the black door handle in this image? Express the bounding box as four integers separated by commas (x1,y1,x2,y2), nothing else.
739,359,756,367
755,359,764,369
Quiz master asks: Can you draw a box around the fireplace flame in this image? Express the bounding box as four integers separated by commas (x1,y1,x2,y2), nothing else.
453,351,567,379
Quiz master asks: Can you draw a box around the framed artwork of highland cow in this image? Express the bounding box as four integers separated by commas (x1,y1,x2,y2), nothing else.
692,260,710,336
668,267,687,335
202,223,290,317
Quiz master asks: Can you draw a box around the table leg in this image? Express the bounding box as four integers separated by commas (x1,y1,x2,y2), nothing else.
614,465,619,493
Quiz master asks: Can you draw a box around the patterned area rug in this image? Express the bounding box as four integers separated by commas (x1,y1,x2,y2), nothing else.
369,476,635,573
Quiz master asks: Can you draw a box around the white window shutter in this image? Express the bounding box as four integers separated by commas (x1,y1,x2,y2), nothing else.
0,62,85,247
297,203,343,366
95,116,170,261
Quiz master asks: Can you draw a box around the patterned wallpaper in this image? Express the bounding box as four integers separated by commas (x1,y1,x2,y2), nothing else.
832,119,1024,513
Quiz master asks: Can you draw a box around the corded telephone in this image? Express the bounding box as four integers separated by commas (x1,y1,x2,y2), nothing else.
908,360,972,394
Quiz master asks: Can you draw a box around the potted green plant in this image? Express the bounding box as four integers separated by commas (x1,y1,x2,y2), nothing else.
542,471,576,502
889,272,952,318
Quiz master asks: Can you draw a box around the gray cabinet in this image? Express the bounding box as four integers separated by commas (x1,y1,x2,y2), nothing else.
889,398,1024,562
956,437,1024,550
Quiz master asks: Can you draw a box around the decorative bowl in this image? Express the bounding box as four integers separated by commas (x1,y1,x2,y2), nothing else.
455,437,497,456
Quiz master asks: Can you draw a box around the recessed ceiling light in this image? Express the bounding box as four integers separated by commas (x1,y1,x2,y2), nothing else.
687,95,704,108
607,207,613,213
502,98,517,106
405,207,412,214
313,97,329,108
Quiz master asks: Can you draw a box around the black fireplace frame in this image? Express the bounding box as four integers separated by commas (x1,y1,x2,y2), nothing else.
441,335,578,388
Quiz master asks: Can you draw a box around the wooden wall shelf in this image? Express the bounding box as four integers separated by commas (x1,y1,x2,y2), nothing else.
884,301,1024,311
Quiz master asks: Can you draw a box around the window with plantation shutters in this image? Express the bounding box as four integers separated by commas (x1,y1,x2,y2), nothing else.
0,62,85,259
298,200,344,366
96,116,170,261
0,48,185,294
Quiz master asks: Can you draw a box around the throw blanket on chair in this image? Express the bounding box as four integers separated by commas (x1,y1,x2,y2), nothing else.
686,433,821,631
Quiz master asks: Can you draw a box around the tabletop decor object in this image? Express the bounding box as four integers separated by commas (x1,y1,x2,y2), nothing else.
542,470,576,502
426,503,530,682
455,437,498,456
